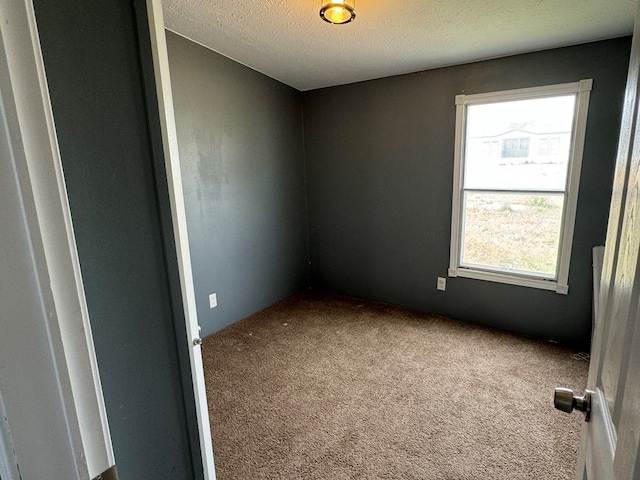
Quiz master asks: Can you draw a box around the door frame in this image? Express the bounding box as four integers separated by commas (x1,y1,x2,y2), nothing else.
144,1,217,478
0,0,114,477
0,0,218,477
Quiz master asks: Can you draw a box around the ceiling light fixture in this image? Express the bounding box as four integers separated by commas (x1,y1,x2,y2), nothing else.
320,0,356,25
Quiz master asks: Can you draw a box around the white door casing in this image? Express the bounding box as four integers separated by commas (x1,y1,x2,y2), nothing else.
0,0,114,477
575,3,640,479
145,0,217,478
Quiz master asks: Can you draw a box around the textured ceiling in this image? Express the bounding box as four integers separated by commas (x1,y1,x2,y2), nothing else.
163,0,638,91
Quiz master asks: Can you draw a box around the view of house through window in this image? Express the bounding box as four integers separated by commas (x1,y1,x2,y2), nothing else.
449,81,592,293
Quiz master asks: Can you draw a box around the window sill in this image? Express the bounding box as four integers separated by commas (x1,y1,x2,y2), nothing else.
448,267,568,294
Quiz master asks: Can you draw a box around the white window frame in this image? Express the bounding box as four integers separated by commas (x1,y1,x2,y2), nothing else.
448,79,593,295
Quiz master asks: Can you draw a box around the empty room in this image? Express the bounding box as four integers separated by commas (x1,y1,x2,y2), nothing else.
160,0,638,477
5,0,640,479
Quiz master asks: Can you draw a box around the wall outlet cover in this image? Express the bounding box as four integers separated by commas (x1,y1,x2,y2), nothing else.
437,277,446,291
209,293,217,308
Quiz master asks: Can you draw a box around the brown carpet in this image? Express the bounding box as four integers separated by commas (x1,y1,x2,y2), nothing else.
202,290,589,479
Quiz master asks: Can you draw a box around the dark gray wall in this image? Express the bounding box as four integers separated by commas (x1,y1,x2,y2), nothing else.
167,32,309,336
33,1,198,478
303,38,632,349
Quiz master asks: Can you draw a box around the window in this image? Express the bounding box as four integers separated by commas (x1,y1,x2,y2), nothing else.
501,137,530,158
481,140,499,158
538,136,561,155
448,80,592,294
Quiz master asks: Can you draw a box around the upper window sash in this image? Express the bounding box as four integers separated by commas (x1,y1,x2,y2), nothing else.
448,79,593,295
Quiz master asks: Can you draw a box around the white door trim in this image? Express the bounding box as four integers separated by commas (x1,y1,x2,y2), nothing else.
0,0,114,476
145,1,217,478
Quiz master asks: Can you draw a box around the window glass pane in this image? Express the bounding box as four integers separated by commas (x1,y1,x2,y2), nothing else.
464,95,576,190
461,192,564,277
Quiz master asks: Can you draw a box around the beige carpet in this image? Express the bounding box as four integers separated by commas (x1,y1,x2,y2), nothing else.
202,290,589,479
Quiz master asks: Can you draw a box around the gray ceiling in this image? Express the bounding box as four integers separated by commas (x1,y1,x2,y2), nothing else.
163,0,637,91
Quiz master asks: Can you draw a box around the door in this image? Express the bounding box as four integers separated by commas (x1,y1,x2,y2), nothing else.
561,3,640,479
144,0,217,478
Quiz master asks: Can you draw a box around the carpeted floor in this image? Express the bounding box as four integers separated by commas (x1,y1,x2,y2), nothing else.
202,290,589,479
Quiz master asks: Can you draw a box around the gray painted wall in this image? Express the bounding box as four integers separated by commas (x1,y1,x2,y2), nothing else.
303,38,631,349
167,32,309,336
33,1,197,478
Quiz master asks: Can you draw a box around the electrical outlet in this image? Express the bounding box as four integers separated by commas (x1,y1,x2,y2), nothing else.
437,277,446,291
209,293,217,309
